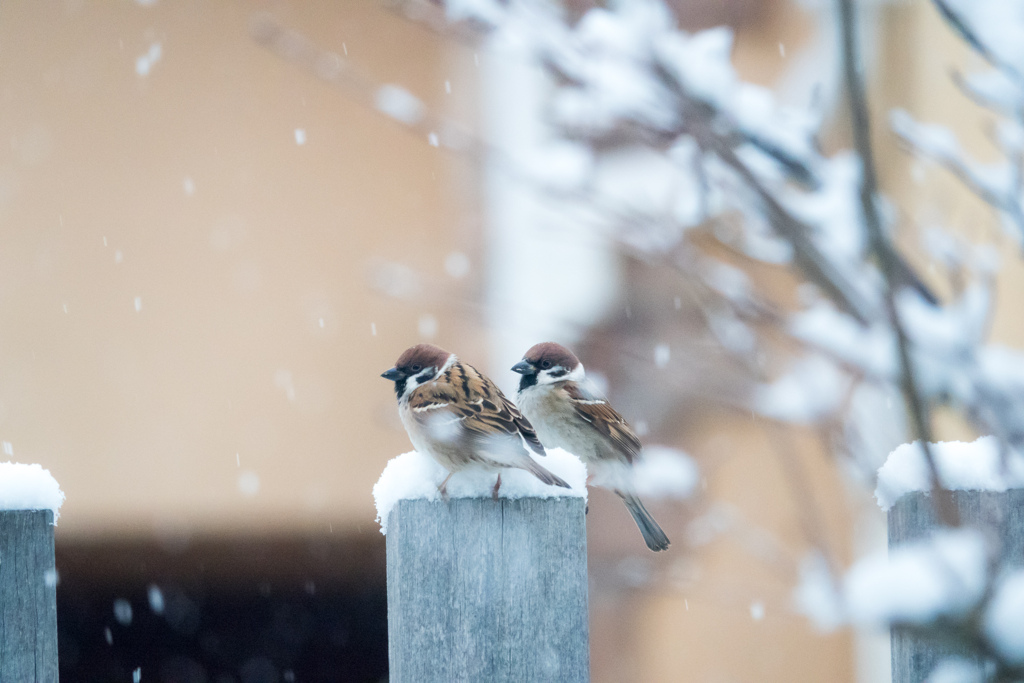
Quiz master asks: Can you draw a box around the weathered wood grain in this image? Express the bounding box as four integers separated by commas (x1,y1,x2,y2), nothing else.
889,490,1024,683
386,497,589,683
0,509,59,682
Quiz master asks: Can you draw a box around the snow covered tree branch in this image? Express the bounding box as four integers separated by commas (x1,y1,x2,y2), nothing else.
256,0,1024,675
425,0,1024,674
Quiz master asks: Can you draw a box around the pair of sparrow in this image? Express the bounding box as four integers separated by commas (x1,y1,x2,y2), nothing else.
381,342,670,552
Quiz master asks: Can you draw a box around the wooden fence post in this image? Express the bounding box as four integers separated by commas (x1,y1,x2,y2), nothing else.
888,489,1024,682
0,509,59,682
386,497,589,683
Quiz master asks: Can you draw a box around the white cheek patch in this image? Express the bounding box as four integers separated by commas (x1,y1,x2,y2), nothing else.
535,370,562,386
538,363,586,385
402,367,439,399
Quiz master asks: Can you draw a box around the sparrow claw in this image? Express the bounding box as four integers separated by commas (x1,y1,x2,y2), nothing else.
491,473,502,501
438,472,453,503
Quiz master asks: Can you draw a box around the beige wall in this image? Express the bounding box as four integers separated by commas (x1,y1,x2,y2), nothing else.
6,0,1016,680
0,0,478,538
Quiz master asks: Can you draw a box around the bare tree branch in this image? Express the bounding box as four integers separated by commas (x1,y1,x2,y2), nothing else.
837,0,957,526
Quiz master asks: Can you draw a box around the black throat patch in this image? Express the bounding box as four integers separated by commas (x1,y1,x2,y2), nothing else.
518,373,538,391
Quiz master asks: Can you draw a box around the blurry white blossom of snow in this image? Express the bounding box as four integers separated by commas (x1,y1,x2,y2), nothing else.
133,667,141,683
787,153,865,263
963,69,1023,113
984,570,1024,665
518,141,593,193
891,109,961,164
632,445,698,500
418,314,438,339
655,27,736,109
875,437,1024,511
707,311,755,354
750,600,765,621
898,284,990,355
978,345,1024,410
444,251,470,279
794,551,845,632
370,261,421,300
941,0,1024,69
424,412,462,445
701,260,751,303
294,128,307,145
374,85,425,126
135,42,162,77
925,659,984,683
273,369,296,402
238,470,260,497
653,343,670,368
148,585,165,615
372,449,587,534
789,303,896,379
892,108,1014,207
844,528,988,626
134,296,142,312
445,0,505,25
113,598,133,626
545,5,678,135
591,146,680,219
2,441,11,456
752,354,848,424
182,177,195,196
427,132,439,147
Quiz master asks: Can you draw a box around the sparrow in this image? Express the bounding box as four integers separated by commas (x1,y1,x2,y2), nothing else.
512,342,670,552
381,343,570,499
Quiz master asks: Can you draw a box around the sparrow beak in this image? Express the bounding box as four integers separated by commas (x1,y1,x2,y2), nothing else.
511,360,535,375
381,367,403,382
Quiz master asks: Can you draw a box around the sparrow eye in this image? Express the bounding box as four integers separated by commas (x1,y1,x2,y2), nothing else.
541,360,552,369
412,364,422,372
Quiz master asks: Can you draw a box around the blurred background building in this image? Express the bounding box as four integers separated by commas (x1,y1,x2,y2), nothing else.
0,0,1013,681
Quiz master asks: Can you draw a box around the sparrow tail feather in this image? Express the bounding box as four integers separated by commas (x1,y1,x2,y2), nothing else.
618,492,670,552
520,457,571,489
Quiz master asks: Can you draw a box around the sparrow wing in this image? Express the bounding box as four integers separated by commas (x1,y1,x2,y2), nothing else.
501,393,547,456
563,382,642,464
409,361,545,461
456,362,547,457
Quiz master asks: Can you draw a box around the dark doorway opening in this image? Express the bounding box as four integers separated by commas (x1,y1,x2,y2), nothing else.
56,533,387,683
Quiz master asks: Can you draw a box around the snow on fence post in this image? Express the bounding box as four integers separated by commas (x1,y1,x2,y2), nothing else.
878,439,1024,682
888,489,1024,682
0,462,64,682
375,451,590,683
0,509,59,682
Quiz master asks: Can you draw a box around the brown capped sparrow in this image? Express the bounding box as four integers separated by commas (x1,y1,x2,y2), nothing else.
382,343,570,499
513,342,670,551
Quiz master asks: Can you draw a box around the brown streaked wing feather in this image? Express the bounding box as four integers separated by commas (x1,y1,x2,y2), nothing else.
564,382,642,463
406,383,464,426
458,362,545,455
